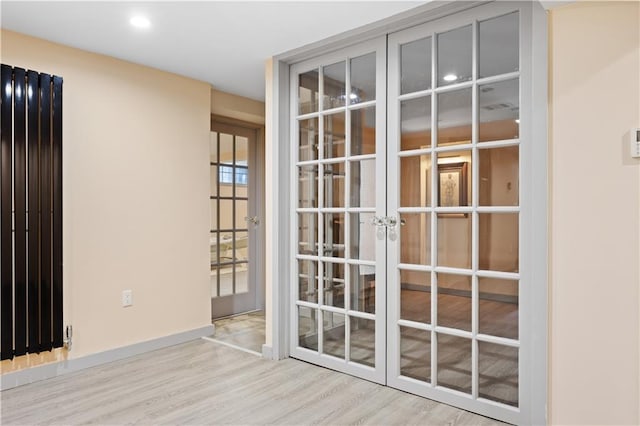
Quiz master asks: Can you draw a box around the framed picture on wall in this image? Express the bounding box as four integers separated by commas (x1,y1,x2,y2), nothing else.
437,162,468,217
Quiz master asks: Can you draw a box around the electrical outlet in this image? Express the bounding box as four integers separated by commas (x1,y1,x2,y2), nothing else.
122,290,133,307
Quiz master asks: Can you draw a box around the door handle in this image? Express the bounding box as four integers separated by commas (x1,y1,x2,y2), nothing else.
244,216,260,225
384,216,398,229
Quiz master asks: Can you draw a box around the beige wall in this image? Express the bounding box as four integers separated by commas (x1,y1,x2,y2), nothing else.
211,88,265,125
0,30,212,358
549,2,640,424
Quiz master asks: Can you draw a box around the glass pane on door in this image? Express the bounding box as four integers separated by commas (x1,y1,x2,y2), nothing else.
388,4,523,420
292,38,385,385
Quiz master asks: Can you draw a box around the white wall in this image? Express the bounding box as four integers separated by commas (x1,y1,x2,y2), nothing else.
549,2,640,424
0,30,212,358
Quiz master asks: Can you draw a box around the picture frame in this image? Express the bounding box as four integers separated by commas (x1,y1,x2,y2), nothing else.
437,162,468,217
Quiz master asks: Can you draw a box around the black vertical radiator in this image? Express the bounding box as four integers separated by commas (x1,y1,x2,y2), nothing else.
0,64,63,360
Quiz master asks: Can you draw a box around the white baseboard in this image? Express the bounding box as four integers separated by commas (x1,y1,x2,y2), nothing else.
0,324,214,391
261,344,273,360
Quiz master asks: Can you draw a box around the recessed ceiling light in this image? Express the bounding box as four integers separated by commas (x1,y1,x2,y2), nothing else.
130,16,151,29
515,119,520,124
443,73,458,82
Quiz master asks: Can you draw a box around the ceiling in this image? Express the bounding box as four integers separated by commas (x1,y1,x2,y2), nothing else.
0,1,424,101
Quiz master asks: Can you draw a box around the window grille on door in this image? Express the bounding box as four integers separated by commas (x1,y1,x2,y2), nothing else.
0,64,63,360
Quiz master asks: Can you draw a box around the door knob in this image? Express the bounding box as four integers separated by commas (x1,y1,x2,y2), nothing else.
244,216,260,225
384,216,398,229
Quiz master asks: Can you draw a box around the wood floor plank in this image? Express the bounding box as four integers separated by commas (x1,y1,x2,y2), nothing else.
0,340,506,425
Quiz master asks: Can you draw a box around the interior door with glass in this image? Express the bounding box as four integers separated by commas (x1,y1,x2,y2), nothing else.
210,121,260,319
290,37,387,384
386,2,529,423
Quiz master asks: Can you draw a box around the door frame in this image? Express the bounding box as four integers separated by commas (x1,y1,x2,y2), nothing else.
210,115,266,317
266,1,548,424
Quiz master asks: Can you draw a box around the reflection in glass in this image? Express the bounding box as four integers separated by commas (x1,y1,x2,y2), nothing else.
323,262,345,308
400,269,431,323
323,311,345,359
400,326,430,382
349,213,375,261
350,264,376,313
298,259,318,303
219,266,234,297
324,162,345,208
299,69,319,114
479,12,519,78
299,118,318,162
219,199,233,230
400,213,431,265
323,61,346,110
437,273,471,331
401,37,432,94
350,317,375,367
401,96,431,150
437,88,472,146
437,25,472,87
210,232,219,265
479,213,519,272
235,200,247,230
210,131,218,162
400,155,430,207
210,200,218,231
437,334,472,393
298,213,317,255
351,107,376,156
437,150,471,207
478,342,518,407
350,159,375,208
479,278,518,339
236,136,248,164
324,113,346,159
479,79,519,142
234,231,249,261
323,213,345,258
299,306,318,351
479,146,519,206
210,257,218,297
210,165,218,197
235,261,249,294
220,133,234,165
437,213,471,269
350,53,376,104
298,165,318,208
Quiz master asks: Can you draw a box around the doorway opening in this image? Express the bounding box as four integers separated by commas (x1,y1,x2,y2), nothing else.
209,116,265,355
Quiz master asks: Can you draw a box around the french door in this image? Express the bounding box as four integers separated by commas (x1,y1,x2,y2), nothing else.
210,120,262,319
290,2,536,423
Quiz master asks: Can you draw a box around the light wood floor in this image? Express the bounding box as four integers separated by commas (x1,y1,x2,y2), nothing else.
1,339,506,425
210,310,265,354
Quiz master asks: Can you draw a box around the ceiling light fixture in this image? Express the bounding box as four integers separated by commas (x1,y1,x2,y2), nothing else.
515,119,520,124
443,73,458,82
130,16,151,29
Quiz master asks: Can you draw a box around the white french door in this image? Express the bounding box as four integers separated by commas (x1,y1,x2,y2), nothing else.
290,37,388,384
289,2,537,424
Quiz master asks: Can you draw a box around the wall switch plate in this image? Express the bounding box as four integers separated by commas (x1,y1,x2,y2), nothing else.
631,128,640,158
122,290,133,307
